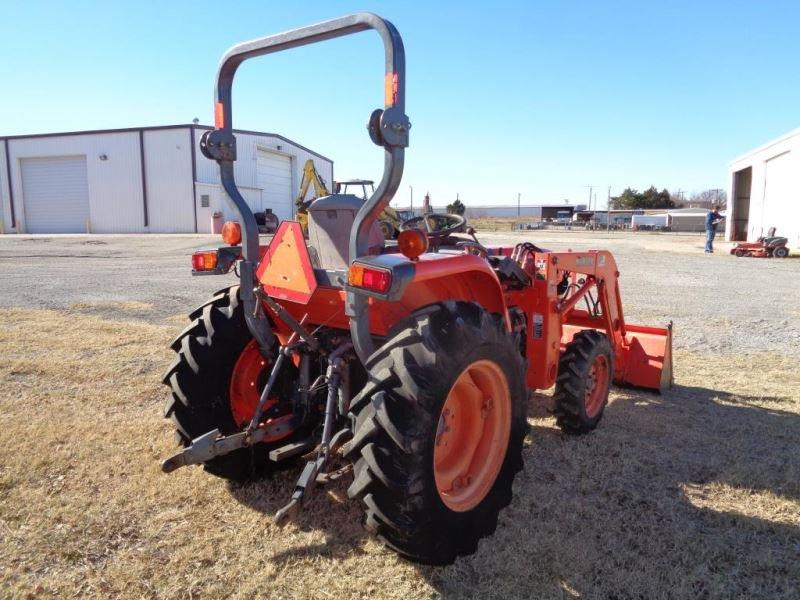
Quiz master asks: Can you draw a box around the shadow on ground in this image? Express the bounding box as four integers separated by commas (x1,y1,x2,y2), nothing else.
228,384,800,597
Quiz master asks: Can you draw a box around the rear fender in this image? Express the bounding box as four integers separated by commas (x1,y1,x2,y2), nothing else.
347,252,510,331
400,254,508,326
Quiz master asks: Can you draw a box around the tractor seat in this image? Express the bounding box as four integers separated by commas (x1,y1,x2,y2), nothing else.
762,236,788,247
306,194,384,270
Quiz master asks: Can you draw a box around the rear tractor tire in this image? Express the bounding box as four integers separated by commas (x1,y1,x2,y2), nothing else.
553,330,614,434
343,301,528,565
162,285,300,481
773,246,789,258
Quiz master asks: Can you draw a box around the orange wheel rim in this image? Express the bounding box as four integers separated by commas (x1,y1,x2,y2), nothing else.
585,354,609,418
434,360,511,512
229,340,275,427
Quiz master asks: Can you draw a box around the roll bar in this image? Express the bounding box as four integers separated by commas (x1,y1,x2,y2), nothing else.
200,12,409,264
200,12,410,363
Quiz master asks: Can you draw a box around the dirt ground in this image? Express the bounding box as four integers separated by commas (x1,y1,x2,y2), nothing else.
1,231,798,598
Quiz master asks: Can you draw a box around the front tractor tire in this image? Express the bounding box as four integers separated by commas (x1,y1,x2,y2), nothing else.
553,330,614,434
162,285,297,481
343,301,528,565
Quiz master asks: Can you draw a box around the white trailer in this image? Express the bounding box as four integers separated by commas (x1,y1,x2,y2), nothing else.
632,214,669,229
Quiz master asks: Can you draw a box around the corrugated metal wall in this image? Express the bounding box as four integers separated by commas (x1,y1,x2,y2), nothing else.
0,142,11,232
0,125,332,234
194,128,334,225
727,131,800,247
6,131,146,233
144,129,195,232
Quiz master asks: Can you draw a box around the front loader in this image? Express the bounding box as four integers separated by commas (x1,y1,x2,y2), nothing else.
161,13,673,565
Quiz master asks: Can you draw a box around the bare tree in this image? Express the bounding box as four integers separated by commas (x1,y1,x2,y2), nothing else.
689,189,727,208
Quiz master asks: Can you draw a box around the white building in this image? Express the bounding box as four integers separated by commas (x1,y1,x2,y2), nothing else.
395,205,581,219
727,127,800,248
0,124,332,234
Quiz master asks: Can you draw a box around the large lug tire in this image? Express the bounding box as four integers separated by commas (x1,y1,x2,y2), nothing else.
342,301,528,565
773,246,789,258
162,285,297,481
553,329,614,434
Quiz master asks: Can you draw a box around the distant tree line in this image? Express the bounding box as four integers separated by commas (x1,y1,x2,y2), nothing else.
689,189,727,208
447,198,466,215
609,187,727,210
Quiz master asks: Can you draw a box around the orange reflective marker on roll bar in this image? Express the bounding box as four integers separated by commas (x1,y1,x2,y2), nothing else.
384,72,398,107
214,102,225,129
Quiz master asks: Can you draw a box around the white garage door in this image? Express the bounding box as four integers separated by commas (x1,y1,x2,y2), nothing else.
21,156,90,233
761,151,794,241
256,149,293,222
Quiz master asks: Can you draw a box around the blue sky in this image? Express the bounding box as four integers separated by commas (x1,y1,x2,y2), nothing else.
2,1,798,208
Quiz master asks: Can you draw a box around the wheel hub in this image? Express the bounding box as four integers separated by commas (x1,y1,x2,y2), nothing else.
584,354,609,418
229,339,278,427
433,360,511,512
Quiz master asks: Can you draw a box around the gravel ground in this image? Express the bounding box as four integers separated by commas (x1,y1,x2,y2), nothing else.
1,230,798,598
1,230,797,357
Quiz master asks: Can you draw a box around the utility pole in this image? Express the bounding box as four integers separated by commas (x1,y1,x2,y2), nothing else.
409,185,413,215
517,192,521,216
711,188,723,207
607,186,611,232
674,189,686,206
585,185,595,211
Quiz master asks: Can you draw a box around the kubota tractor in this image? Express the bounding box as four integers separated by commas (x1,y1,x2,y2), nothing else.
161,13,673,565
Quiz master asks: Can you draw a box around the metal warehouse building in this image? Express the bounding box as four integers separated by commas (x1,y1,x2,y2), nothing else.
727,127,800,248
395,204,581,219
0,124,332,234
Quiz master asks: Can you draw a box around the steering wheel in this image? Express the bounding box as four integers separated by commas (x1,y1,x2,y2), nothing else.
400,213,467,241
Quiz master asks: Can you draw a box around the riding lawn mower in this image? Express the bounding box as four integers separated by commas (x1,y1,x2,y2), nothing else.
730,228,790,258
161,13,673,565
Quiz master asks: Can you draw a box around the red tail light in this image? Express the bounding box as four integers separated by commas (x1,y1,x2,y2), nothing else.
348,264,392,294
192,251,218,271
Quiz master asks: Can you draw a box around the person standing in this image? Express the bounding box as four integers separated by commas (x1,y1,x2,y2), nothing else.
705,205,723,253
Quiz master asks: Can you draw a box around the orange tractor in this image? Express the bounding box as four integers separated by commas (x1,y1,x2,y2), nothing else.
161,13,673,565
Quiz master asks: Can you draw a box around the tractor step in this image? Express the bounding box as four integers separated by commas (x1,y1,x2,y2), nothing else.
269,438,316,462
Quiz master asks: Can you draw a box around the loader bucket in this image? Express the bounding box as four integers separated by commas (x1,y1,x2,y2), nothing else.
619,322,673,393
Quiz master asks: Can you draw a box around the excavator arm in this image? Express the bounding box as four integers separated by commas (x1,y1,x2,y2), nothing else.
295,159,330,212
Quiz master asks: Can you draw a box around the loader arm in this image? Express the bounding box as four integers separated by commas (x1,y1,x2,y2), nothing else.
515,249,672,392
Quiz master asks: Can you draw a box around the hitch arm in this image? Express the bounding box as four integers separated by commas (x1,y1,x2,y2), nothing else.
274,343,353,526
160,417,297,473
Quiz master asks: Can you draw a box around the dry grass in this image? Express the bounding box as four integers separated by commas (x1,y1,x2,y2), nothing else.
1,304,799,598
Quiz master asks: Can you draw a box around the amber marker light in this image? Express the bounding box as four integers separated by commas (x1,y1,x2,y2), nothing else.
397,229,429,260
191,251,218,271
221,221,242,245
